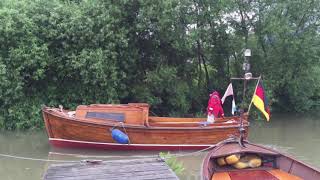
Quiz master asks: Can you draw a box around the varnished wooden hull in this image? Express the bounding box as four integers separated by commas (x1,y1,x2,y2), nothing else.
42,107,249,151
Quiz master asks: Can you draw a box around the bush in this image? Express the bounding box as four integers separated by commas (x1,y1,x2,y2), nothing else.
0,0,319,129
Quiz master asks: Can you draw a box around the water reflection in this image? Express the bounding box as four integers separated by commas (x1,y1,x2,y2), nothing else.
0,113,319,180
0,130,49,180
250,113,320,168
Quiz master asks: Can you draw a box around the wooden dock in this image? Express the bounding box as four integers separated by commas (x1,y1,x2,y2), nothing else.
43,158,179,180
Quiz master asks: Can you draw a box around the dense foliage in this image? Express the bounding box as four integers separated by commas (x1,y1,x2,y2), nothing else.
0,0,319,129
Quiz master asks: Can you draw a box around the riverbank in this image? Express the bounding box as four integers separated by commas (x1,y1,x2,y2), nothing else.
0,113,319,180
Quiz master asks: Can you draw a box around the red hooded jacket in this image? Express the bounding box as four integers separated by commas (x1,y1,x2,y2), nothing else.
207,91,224,118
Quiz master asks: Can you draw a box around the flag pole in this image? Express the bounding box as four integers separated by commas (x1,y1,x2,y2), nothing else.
247,75,261,114
232,86,236,115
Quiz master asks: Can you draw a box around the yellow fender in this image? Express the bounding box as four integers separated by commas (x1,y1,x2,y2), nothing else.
217,157,227,166
248,155,262,168
233,161,249,169
225,154,240,165
232,154,262,169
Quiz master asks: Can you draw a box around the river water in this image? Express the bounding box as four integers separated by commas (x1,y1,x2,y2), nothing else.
0,113,319,180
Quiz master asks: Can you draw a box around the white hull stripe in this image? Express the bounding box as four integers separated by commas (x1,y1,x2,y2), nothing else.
49,138,213,147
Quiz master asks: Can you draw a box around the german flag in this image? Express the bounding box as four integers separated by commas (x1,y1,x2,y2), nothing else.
252,81,270,121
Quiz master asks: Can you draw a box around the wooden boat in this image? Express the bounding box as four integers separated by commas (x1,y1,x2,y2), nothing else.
42,103,249,150
202,138,320,180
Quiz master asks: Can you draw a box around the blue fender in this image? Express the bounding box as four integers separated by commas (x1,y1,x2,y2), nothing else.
111,129,129,144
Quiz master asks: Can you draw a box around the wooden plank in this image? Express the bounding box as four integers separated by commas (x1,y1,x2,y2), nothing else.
45,165,170,177
45,168,172,176
43,158,179,180
44,170,178,179
45,163,169,174
46,172,177,180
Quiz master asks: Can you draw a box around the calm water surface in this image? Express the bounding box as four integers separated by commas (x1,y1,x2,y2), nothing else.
0,113,319,180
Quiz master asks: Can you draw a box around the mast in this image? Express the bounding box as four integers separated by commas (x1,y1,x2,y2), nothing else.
230,49,260,112
242,49,251,99
234,49,257,145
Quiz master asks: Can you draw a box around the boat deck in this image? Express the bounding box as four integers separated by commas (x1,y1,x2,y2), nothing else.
43,158,179,180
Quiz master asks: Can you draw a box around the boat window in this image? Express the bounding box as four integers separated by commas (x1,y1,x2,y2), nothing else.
85,112,125,122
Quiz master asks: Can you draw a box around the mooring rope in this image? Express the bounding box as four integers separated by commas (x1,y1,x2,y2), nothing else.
0,152,165,163
173,145,216,158
173,137,240,158
0,138,239,163
0,137,241,163
0,153,78,163
0,145,214,163
0,148,213,164
120,122,131,144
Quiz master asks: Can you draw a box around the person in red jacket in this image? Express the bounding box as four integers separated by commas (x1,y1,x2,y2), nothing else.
207,91,224,123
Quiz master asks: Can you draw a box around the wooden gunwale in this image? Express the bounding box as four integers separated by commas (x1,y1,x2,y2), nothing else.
148,115,245,122
43,108,249,130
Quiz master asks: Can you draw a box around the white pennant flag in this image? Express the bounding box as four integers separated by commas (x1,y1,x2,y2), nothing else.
232,99,236,115
221,83,234,104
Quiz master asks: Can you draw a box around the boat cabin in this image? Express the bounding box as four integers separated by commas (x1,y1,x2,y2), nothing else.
75,103,149,126
72,103,246,128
